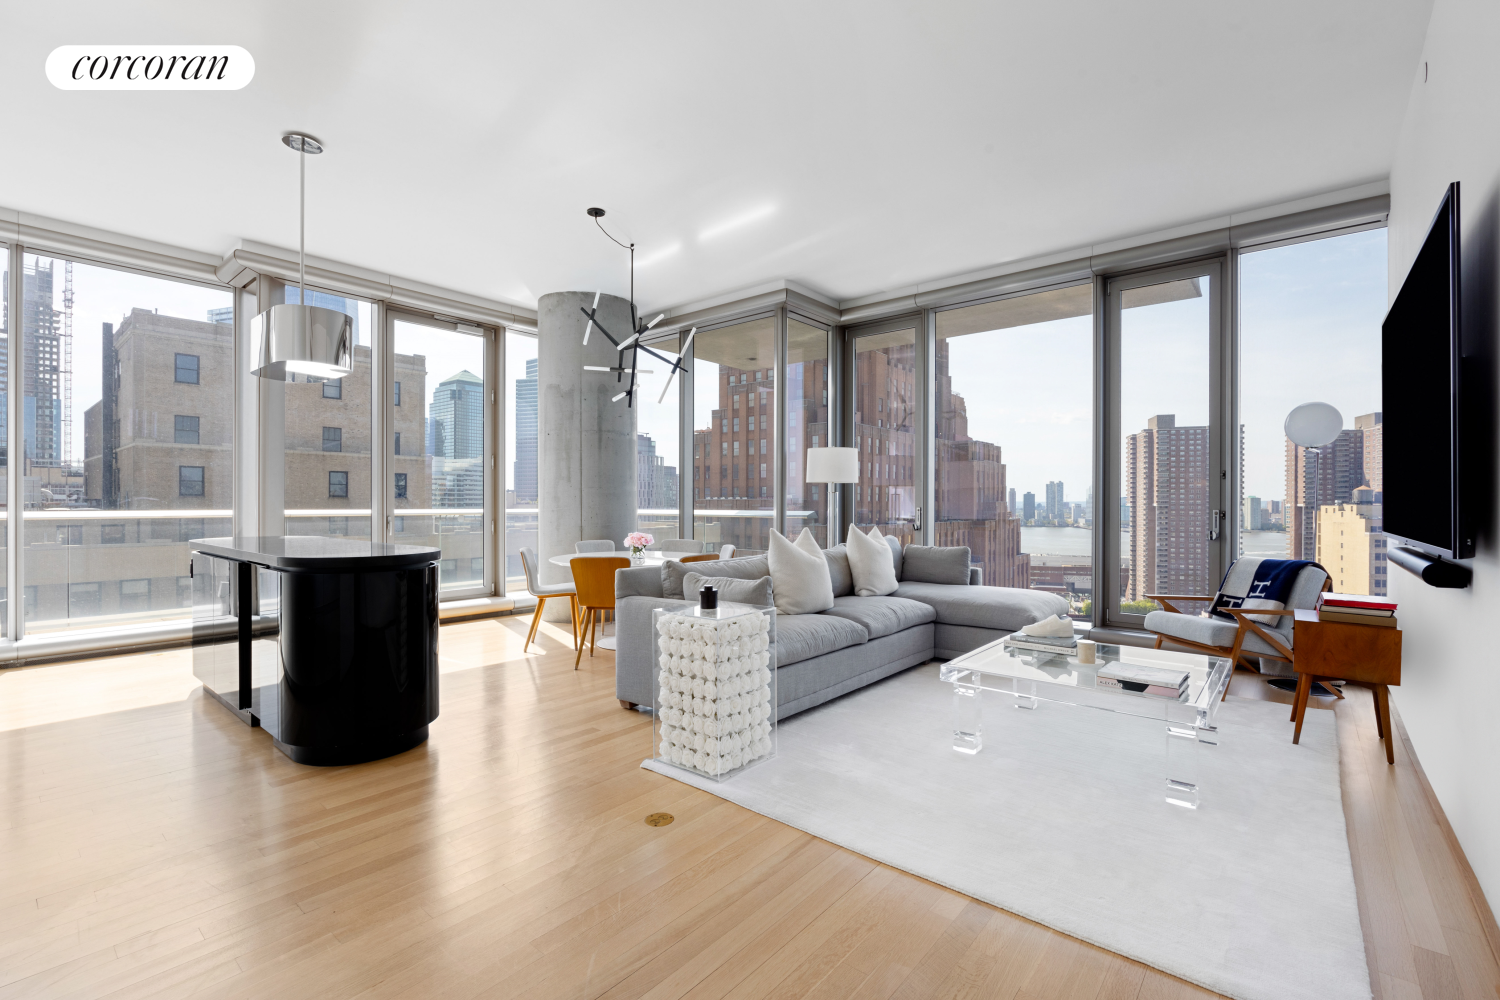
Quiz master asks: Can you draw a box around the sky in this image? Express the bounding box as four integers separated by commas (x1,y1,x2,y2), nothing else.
942,227,1386,508
1238,228,1386,501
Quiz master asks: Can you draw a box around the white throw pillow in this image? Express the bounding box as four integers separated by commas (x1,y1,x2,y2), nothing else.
846,524,899,597
767,528,835,615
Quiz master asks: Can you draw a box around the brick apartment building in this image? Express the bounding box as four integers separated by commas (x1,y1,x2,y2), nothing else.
1126,414,1212,603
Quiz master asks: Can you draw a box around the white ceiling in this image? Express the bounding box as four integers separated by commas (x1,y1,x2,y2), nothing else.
0,0,1432,314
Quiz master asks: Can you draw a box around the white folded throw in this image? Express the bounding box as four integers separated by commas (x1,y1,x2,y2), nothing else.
1021,614,1075,638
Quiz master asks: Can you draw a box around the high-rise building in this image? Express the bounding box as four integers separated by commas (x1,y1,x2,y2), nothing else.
931,334,1027,587
430,370,483,507
431,370,483,461
693,362,788,553
1245,495,1263,530
1126,414,1211,603
2,257,63,470
206,306,233,326
1356,411,1383,491
1045,481,1064,523
513,358,538,505
1286,415,1379,560
1317,488,1387,596
637,433,678,509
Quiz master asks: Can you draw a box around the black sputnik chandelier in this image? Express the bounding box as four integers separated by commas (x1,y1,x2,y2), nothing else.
580,207,696,407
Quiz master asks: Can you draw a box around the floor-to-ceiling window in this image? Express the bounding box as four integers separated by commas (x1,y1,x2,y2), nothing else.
1109,265,1222,624
1239,228,1387,594
18,252,232,633
935,285,1093,613
390,315,487,594
692,316,776,554
636,334,681,542
282,285,373,540
785,318,831,547
0,242,10,633
505,329,538,592
850,325,918,545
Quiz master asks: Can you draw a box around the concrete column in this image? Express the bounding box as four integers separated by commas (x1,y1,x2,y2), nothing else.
537,292,638,619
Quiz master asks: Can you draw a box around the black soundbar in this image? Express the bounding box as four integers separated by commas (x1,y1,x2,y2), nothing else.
1389,545,1472,589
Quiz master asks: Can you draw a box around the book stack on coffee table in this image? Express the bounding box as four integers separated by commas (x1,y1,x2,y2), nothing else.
1316,593,1398,628
1001,632,1078,657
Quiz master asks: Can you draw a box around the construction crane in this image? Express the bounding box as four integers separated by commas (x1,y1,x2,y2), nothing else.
61,260,73,481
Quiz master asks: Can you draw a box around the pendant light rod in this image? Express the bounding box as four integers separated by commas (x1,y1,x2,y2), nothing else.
299,141,305,300
281,132,324,301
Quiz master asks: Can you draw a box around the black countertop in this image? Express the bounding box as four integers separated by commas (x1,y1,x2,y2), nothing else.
191,536,442,571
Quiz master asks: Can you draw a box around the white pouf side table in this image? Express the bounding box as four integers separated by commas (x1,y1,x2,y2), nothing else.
652,603,776,781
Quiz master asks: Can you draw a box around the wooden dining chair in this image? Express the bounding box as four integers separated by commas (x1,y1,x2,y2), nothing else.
571,556,629,668
680,553,719,564
718,544,736,560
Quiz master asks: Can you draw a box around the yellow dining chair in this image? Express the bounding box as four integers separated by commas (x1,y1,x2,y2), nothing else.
571,556,630,668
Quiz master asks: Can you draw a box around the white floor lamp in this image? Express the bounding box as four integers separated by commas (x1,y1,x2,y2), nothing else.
1284,401,1344,560
805,447,860,547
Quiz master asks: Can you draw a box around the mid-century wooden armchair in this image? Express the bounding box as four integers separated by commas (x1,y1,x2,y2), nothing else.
1144,564,1330,700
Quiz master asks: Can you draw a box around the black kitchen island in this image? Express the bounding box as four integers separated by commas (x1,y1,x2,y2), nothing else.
190,536,441,765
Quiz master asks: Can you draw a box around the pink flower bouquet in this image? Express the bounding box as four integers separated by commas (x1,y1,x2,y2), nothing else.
625,532,654,556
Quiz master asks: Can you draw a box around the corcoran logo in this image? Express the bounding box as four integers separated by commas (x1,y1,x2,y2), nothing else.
46,45,254,90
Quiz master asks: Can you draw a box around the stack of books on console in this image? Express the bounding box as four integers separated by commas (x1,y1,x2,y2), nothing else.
1096,663,1190,700
1316,593,1398,628
1002,633,1078,657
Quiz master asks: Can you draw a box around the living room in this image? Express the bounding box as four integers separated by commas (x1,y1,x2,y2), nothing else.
1,2,1496,998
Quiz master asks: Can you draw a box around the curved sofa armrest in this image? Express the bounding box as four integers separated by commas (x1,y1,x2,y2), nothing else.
616,564,665,600
968,566,982,586
616,595,695,707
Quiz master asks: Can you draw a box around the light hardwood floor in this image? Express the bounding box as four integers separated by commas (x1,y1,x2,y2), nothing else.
0,615,1497,1000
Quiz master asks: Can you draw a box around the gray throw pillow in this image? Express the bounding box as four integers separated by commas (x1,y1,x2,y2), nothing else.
682,572,774,607
824,544,854,598
661,554,770,599
901,544,971,584
885,535,904,579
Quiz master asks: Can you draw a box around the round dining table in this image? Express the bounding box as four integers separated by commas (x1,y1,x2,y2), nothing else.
546,550,667,567
547,550,668,649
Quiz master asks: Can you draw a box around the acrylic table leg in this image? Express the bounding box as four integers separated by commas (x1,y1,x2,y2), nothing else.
1013,678,1037,710
1165,720,1200,809
951,675,982,754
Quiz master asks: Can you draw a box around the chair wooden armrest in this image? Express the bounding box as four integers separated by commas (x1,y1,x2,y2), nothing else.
1144,594,1213,615
1221,609,1294,660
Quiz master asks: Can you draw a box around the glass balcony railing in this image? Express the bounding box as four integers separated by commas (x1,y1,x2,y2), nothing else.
23,511,234,634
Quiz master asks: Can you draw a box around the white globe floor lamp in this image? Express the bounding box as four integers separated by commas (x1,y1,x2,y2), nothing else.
805,447,860,546
1278,402,1344,695
1284,401,1344,558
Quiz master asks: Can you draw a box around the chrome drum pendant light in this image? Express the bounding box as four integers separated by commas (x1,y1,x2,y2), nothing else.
250,132,353,380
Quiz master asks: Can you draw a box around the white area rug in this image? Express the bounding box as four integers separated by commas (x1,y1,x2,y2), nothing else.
643,662,1369,1000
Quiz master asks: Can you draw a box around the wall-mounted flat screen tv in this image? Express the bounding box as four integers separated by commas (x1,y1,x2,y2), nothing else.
1382,182,1472,559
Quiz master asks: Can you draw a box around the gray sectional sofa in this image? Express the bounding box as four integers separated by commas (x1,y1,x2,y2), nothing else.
614,538,1070,719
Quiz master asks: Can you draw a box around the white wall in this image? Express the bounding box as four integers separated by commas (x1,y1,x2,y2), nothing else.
1388,0,1500,910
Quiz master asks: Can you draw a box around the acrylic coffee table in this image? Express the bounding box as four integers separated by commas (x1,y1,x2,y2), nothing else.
939,638,1232,809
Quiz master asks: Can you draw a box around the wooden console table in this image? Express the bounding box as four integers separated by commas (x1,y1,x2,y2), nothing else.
1291,608,1402,763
